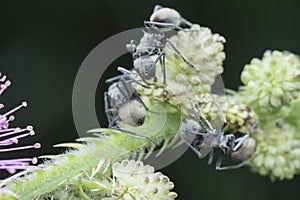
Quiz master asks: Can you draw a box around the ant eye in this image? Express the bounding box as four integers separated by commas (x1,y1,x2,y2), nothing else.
137,117,145,126
192,125,198,131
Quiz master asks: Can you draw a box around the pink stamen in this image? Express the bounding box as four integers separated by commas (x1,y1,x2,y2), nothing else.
2,102,27,117
0,138,18,146
0,143,41,152
0,73,6,82
0,127,21,133
0,165,40,171
0,116,7,126
0,116,15,129
0,127,31,138
0,158,36,164
7,132,34,141
0,72,41,174
0,126,35,146
0,80,11,95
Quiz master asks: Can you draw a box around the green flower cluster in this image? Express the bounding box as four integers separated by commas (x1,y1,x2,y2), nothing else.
239,50,300,113
237,50,300,180
195,94,258,133
48,159,177,200
133,24,227,118
251,123,300,181
111,160,177,200
165,24,225,88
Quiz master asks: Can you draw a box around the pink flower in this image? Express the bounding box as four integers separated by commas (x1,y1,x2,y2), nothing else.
0,72,41,174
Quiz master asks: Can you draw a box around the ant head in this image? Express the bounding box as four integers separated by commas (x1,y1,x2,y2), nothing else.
219,134,235,154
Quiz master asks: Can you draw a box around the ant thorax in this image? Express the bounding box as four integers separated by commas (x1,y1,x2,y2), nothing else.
107,82,126,109
135,31,164,56
104,77,147,128
203,129,224,149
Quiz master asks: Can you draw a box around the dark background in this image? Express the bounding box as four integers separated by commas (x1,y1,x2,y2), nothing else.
1,0,300,199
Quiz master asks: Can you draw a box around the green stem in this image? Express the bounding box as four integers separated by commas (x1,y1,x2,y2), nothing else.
4,101,181,199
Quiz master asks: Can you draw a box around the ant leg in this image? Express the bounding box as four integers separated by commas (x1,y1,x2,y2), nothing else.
160,51,167,85
152,51,166,84
208,149,215,165
112,127,159,146
232,134,249,152
118,78,135,101
119,77,162,115
180,17,193,27
117,67,132,75
104,92,114,126
165,39,196,69
216,160,249,171
181,136,212,159
108,117,119,128
215,152,225,170
117,67,151,89
190,101,210,132
118,79,152,112
131,93,160,114
145,21,199,32
105,67,137,83
179,134,203,158
118,67,139,81
215,151,249,170
194,103,214,131
105,106,119,128
197,95,227,129
134,69,152,85
115,80,150,116
190,101,213,132
144,21,186,31
105,74,124,83
184,130,206,137
127,78,151,89
178,126,209,158
134,94,165,115
117,79,150,111
126,40,138,58
139,75,152,85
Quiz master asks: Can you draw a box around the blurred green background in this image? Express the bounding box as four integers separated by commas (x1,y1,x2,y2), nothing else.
1,0,300,199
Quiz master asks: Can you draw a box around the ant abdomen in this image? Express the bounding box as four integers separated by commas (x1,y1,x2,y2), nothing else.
231,137,256,161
